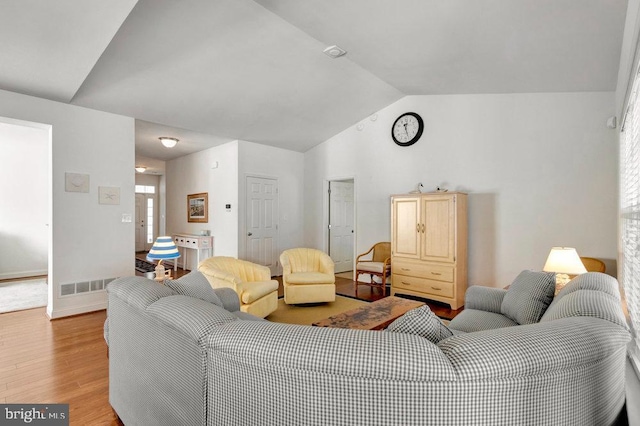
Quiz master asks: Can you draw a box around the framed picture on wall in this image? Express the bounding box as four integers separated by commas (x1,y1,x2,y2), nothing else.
188,192,208,223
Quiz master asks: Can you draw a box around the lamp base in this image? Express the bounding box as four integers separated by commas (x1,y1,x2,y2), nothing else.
554,273,571,295
154,264,171,282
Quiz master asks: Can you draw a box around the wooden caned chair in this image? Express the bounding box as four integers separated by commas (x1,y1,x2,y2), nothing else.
580,257,606,273
355,242,391,296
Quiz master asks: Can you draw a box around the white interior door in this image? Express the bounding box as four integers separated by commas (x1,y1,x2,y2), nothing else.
246,176,279,275
329,180,354,273
135,193,145,252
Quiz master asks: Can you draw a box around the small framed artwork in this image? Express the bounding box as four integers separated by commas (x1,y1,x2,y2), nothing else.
187,192,208,223
65,172,90,193
99,186,120,205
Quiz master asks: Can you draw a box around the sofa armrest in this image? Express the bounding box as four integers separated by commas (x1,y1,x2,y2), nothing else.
438,317,631,379
464,285,507,313
213,287,241,312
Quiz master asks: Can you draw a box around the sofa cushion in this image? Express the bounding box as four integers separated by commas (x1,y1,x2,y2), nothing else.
464,285,507,314
165,272,223,307
448,308,518,333
500,270,556,324
386,306,453,344
146,295,237,342
107,276,177,310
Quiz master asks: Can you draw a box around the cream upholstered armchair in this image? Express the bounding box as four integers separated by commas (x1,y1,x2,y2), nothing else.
197,256,278,318
280,248,335,304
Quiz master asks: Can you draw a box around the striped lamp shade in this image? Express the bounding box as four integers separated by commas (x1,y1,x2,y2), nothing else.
146,236,181,261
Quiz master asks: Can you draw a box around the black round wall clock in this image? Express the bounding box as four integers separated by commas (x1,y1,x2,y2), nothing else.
392,112,424,147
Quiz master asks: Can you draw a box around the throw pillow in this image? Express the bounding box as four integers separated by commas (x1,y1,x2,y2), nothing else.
165,272,223,308
500,270,556,325
386,305,453,344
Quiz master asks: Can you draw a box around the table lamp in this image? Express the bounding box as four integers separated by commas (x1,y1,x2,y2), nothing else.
147,236,181,280
542,247,587,294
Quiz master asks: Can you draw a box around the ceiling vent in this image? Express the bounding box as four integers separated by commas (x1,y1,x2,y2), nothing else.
323,45,347,59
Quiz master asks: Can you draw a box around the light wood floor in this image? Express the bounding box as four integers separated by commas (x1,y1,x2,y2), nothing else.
0,307,122,425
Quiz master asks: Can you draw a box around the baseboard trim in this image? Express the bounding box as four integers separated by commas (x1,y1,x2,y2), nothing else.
0,270,47,281
47,301,107,319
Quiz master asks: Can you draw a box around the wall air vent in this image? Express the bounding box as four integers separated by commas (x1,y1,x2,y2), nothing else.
59,277,116,297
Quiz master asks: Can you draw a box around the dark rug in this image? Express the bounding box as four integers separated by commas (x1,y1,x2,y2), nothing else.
135,258,156,273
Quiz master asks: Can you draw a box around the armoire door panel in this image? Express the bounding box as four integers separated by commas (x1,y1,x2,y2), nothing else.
421,196,455,262
392,197,420,258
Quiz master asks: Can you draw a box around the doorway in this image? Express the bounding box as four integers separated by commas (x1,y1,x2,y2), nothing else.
135,183,158,253
245,176,279,275
328,179,355,274
0,117,51,313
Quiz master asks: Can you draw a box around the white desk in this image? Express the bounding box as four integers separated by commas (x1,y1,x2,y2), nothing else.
172,234,214,271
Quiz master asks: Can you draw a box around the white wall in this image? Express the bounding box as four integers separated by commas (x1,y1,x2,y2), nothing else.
165,140,304,272
616,0,640,118
166,141,239,269
0,120,49,279
305,92,617,288
135,172,160,187
0,89,135,318
238,140,305,264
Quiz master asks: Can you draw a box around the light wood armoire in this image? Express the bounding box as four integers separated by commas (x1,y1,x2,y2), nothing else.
390,192,467,309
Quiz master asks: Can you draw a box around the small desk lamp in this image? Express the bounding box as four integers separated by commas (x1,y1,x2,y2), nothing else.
543,247,587,294
147,236,181,280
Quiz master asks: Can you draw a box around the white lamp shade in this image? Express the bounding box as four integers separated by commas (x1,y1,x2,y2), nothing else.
543,247,587,275
147,236,181,261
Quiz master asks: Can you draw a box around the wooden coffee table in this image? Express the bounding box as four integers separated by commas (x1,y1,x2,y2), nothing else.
312,296,425,330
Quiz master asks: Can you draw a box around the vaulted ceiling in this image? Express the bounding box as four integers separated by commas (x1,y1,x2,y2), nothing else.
0,0,628,161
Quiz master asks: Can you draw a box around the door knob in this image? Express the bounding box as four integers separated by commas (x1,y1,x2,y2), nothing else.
248,232,253,236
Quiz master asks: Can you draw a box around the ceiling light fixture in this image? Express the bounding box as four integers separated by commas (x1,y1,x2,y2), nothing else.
323,45,347,59
159,137,179,148
135,166,147,173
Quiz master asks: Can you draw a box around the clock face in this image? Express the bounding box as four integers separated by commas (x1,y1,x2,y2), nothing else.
392,112,424,147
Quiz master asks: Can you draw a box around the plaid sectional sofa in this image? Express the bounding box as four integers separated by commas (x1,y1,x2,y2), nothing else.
106,272,630,425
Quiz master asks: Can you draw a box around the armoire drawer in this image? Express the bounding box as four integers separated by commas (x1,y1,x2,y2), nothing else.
392,274,454,298
392,258,454,283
